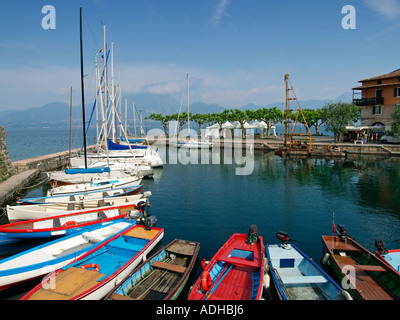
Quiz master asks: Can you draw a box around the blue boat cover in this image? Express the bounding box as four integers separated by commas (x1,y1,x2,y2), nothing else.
107,139,147,150
64,167,111,175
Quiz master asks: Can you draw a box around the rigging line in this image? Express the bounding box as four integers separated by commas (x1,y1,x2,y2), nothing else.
82,10,100,51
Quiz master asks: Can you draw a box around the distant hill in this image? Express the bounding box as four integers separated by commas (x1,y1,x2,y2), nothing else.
0,91,352,126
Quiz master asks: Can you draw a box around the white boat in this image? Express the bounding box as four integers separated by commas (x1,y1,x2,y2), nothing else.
171,140,213,149
47,176,142,197
0,220,135,292
69,159,154,178
47,167,140,187
174,74,212,149
18,184,143,205
70,148,163,168
7,194,147,221
266,231,350,300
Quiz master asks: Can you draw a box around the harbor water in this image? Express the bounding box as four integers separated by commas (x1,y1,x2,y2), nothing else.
2,126,400,299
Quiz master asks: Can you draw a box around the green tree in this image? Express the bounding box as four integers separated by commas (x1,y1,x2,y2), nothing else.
145,113,172,136
297,109,325,135
225,109,248,137
252,107,283,138
321,101,361,142
191,113,208,136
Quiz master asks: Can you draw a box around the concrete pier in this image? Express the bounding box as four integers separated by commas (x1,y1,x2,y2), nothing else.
0,169,41,207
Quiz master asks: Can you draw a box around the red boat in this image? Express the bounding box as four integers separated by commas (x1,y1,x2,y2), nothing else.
188,225,266,300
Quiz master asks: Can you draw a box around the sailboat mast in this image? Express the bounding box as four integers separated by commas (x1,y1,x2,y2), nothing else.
187,73,190,133
80,7,87,168
69,86,72,169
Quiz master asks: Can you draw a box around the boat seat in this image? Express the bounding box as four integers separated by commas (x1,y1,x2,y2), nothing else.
280,275,328,285
82,232,105,243
151,260,187,273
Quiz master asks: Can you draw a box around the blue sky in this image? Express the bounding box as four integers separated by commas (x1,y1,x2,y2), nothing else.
0,0,400,111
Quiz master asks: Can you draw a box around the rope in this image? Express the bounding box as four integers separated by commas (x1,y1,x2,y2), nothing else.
245,235,258,245
19,175,49,190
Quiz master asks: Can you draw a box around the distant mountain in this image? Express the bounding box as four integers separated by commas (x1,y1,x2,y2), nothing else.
0,91,352,125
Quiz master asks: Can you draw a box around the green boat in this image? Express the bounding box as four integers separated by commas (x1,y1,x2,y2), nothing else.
104,239,200,300
321,225,400,300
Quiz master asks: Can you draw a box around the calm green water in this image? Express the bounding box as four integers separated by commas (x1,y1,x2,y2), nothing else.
2,127,400,299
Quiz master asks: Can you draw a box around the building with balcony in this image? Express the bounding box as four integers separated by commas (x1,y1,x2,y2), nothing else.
352,68,400,130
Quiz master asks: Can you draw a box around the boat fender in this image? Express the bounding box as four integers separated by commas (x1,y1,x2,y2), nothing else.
80,263,100,272
335,290,353,300
201,271,212,292
63,221,78,228
321,253,330,265
263,272,270,290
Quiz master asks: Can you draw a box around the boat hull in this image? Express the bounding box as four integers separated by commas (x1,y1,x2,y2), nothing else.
7,193,145,222
0,221,134,291
105,239,200,300
188,232,265,300
321,235,400,300
21,224,164,300
266,244,343,300
1,201,143,239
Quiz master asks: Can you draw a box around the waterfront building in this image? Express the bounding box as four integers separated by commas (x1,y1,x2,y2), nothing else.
352,68,400,130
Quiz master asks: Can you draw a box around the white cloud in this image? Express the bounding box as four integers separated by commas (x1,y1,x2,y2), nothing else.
362,0,400,20
0,62,347,112
209,0,231,27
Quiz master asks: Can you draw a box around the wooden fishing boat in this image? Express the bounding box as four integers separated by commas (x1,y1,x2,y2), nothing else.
21,222,164,300
1,201,146,239
105,239,200,300
18,184,143,205
7,193,146,222
375,239,400,275
0,221,135,292
188,225,266,300
266,231,350,300
47,176,142,196
321,224,400,300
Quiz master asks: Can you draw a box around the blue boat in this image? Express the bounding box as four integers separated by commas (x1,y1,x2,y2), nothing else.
22,219,164,300
375,238,400,275
266,231,351,300
0,220,135,292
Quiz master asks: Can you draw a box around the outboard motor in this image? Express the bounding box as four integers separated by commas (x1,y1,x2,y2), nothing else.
246,224,259,244
144,216,157,230
128,209,141,221
375,238,388,255
276,231,290,246
336,224,348,242
136,201,147,214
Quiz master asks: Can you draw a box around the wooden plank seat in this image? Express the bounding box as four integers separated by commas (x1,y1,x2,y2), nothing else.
151,260,187,273
354,265,387,272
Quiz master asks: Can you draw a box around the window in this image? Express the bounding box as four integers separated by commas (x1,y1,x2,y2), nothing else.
373,105,382,115
395,87,400,97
